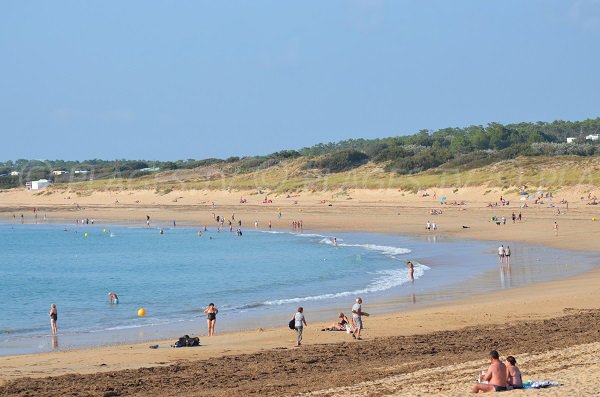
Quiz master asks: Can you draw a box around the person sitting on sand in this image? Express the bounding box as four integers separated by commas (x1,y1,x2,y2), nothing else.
506,356,523,389
471,350,508,393
323,312,351,331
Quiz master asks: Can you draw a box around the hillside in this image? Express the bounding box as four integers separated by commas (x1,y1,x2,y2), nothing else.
2,116,600,192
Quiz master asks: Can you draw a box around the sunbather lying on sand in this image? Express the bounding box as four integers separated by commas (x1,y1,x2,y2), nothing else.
322,312,352,331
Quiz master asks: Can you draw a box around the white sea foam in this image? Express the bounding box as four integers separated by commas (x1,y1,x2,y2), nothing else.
263,262,429,306
320,238,411,258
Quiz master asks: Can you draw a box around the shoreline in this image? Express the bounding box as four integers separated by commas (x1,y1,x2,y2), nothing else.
1,222,597,357
2,188,600,393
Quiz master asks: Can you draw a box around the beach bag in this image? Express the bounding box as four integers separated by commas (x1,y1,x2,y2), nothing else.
289,319,295,330
175,335,200,347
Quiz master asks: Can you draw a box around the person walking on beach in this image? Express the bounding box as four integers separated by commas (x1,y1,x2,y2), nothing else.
553,221,559,236
292,307,307,346
471,350,508,393
49,304,58,335
351,297,368,340
504,246,511,267
204,303,218,337
497,245,505,265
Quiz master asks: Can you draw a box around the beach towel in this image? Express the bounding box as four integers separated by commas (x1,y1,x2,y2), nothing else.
523,381,562,389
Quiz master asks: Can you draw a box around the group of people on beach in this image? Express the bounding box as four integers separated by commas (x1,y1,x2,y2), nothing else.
472,350,523,393
291,297,368,347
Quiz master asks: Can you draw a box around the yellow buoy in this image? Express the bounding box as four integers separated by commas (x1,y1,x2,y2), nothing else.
593,218,597,221
84,232,88,237
137,308,146,317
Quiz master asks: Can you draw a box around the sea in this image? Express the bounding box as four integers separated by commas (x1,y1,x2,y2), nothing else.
0,222,597,355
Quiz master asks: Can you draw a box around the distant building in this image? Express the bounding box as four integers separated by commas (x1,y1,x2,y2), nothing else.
28,179,50,190
140,167,160,172
566,137,576,143
52,170,68,176
585,134,599,141
74,170,90,174
10,171,19,176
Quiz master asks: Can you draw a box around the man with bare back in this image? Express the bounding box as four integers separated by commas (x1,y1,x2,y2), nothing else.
471,350,508,393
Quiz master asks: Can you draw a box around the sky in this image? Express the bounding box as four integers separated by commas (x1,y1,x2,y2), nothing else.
1,0,600,161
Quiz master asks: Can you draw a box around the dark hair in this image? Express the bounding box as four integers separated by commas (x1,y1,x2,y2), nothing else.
506,356,517,365
489,350,500,360
209,303,214,307
297,306,303,312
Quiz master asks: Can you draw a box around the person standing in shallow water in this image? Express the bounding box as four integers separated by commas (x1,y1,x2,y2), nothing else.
204,303,218,336
408,261,414,282
49,304,58,335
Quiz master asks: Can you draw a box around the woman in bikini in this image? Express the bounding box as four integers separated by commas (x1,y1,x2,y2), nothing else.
204,303,218,336
506,356,523,389
49,304,58,335
324,312,351,331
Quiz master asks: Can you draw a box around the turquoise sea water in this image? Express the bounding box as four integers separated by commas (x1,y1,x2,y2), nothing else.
0,223,597,355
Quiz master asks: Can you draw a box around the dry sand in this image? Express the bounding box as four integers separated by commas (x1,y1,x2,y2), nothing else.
1,186,600,396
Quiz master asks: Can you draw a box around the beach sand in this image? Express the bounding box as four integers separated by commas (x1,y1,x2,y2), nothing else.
1,186,599,395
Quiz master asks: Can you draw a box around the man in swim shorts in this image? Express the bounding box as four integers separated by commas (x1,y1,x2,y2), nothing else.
471,350,508,393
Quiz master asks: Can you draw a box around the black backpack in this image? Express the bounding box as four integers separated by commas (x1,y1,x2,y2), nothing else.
289,319,295,330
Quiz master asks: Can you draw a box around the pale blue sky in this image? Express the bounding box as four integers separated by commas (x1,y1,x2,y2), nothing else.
1,1,599,161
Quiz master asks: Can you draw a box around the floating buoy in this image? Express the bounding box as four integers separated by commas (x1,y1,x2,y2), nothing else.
84,232,88,237
137,308,146,317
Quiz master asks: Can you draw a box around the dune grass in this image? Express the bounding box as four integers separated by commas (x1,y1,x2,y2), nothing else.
60,156,600,194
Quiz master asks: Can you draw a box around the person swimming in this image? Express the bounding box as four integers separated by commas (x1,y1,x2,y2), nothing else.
108,291,119,304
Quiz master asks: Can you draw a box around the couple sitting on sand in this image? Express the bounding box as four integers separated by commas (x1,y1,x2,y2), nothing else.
471,350,522,393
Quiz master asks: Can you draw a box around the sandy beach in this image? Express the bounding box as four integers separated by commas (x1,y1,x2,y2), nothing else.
1,186,600,396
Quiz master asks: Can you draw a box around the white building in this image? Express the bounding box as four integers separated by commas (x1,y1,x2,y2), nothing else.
29,179,50,190
52,170,68,176
566,137,576,143
585,134,599,141
10,171,19,176
74,170,89,174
